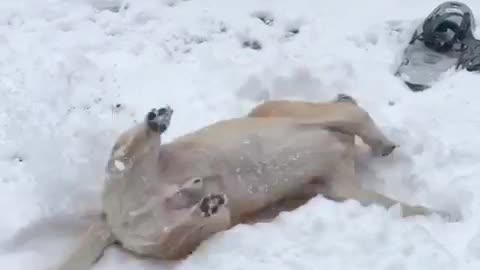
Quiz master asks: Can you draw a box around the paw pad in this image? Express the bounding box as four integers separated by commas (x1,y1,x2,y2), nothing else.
146,106,173,133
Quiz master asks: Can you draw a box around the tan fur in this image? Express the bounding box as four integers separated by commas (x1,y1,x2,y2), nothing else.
54,97,456,270
247,98,375,150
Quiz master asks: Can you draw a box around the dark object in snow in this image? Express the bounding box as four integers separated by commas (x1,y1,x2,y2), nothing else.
287,28,300,37
395,1,480,91
242,40,262,50
252,11,274,26
335,93,357,105
112,103,124,113
10,153,24,163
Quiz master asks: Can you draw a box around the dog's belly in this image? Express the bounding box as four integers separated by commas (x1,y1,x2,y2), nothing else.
218,128,348,218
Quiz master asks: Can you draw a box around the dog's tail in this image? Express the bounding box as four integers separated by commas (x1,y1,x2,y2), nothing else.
54,217,116,270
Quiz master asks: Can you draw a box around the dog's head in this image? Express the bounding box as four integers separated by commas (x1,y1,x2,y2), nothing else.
104,173,229,260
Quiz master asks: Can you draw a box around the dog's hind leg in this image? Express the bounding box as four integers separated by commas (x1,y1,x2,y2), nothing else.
298,103,397,157
324,159,457,220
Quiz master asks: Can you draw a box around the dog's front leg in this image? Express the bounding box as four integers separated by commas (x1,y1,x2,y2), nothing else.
107,106,173,173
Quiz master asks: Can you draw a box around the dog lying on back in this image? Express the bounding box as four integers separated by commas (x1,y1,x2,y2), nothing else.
54,94,456,270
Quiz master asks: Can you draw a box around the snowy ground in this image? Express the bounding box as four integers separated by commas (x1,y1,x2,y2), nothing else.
2,0,480,269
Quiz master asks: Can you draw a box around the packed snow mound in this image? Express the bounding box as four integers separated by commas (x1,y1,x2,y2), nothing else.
2,0,480,269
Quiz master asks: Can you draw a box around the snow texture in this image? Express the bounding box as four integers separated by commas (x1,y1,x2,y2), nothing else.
1,0,480,269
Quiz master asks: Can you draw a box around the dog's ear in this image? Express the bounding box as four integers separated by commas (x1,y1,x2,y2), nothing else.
177,175,223,193
165,189,202,210
164,176,207,210
164,175,225,210
201,175,225,192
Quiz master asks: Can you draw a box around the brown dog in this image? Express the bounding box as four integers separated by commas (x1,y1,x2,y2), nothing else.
54,96,454,270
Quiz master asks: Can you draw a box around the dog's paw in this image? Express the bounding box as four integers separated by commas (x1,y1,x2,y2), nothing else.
402,205,433,218
146,106,173,133
371,141,398,157
434,209,462,223
402,205,461,222
379,143,398,156
199,194,228,217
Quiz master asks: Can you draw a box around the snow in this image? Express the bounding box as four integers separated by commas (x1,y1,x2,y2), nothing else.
2,0,480,269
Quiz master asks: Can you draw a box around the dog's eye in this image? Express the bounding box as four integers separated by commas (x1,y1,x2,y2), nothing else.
192,177,202,184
